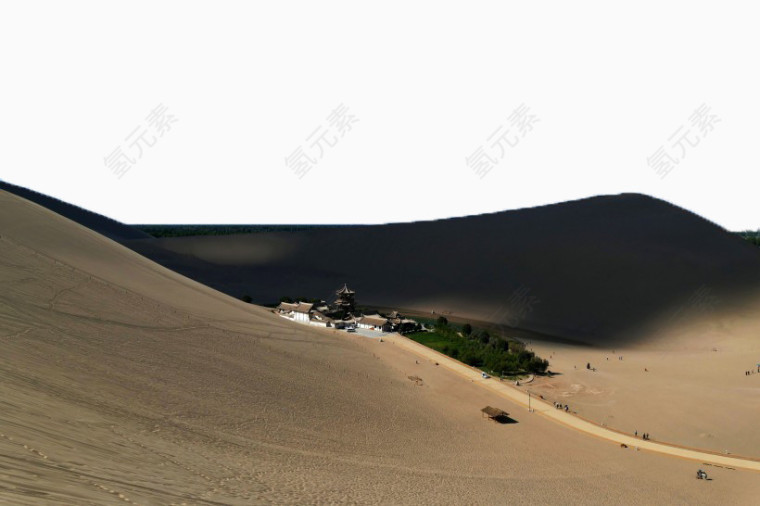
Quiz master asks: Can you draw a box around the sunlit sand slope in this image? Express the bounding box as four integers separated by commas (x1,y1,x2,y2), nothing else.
1,190,759,504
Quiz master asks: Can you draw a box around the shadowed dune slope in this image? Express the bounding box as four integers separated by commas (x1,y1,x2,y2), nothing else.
123,194,760,346
3,181,756,346
4,189,760,504
0,180,150,241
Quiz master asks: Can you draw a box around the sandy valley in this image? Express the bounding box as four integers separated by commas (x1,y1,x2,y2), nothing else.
1,189,759,504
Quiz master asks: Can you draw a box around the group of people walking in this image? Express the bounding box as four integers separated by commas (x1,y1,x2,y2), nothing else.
634,430,651,440
553,402,569,412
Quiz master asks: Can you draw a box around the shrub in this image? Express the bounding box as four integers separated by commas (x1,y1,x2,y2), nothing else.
527,357,549,374
462,352,483,367
406,328,547,377
518,350,535,363
491,337,509,351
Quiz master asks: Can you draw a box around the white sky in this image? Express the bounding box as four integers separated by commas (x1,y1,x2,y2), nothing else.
1,2,758,230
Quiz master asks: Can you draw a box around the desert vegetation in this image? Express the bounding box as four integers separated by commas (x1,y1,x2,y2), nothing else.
408,317,549,377
737,230,760,247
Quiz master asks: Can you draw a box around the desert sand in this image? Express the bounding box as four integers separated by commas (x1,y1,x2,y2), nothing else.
118,193,760,348
2,189,760,504
384,332,760,470
525,321,760,457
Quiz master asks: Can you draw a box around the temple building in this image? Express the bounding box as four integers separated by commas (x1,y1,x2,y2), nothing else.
334,283,356,314
356,315,391,332
275,301,313,323
274,283,419,333
309,310,335,328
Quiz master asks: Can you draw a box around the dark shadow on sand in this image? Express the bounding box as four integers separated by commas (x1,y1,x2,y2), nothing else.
6,181,760,349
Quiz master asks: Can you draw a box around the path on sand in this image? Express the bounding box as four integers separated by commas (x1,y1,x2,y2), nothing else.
384,333,760,472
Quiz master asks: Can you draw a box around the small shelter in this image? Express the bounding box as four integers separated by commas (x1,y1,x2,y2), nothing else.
481,406,509,422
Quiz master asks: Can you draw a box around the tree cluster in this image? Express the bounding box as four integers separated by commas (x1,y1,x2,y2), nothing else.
421,320,548,375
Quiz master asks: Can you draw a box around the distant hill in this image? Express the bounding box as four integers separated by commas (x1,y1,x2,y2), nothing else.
4,180,759,346
0,180,151,241
121,193,760,346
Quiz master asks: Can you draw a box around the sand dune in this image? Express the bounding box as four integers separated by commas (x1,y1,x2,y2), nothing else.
0,180,150,242
3,189,760,503
4,181,757,349
118,193,760,348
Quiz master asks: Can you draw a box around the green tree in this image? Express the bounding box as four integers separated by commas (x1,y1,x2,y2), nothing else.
241,294,252,303
491,337,509,351
528,357,549,374
436,316,449,327
462,323,472,336
517,350,535,369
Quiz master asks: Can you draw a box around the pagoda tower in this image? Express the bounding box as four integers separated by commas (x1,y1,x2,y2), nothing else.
334,283,356,314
